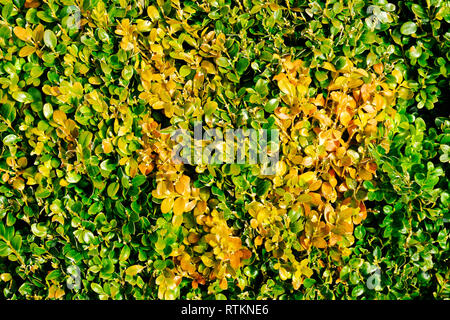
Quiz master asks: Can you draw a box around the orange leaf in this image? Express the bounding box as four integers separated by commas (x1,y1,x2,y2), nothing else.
102,139,113,154
312,237,327,248
230,253,240,269
309,180,322,191
52,110,67,125
25,0,41,9
219,277,228,290
240,249,252,260
359,168,373,181
373,63,383,74
321,182,334,201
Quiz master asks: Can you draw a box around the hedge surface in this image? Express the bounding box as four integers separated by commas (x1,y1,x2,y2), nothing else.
0,0,448,300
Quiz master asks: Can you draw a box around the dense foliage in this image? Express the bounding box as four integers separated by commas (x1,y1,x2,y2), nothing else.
0,0,448,300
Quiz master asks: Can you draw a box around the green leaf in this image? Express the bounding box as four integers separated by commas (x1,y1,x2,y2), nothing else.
236,57,250,75
78,131,93,149
255,179,271,197
1,2,13,19
215,293,227,300
45,270,61,281
44,30,57,49
82,230,94,244
0,242,12,257
12,91,33,103
179,65,191,77
354,225,366,240
43,104,53,119
255,79,269,97
31,223,47,238
400,22,417,35
88,202,103,216
303,278,316,289
351,284,365,298
119,245,131,261
131,175,146,187
35,188,51,199
411,4,427,19
91,283,104,294
264,98,279,113
66,171,81,184
10,234,22,252
0,104,16,122
107,182,120,198
125,265,145,276
315,70,328,82
3,134,21,146
216,57,230,68
122,65,134,80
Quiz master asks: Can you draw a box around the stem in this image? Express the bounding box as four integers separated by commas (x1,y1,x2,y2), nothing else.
0,235,25,266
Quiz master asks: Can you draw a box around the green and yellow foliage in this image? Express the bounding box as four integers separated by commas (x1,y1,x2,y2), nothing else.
0,0,448,300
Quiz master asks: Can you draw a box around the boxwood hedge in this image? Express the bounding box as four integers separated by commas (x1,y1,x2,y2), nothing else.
0,0,448,300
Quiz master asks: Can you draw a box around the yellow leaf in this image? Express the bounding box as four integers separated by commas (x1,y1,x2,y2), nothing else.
173,197,186,215
297,194,312,203
392,69,403,84
55,287,65,299
201,60,216,74
12,178,25,191
279,267,291,280
172,214,183,227
161,197,174,214
19,46,36,57
119,157,129,166
14,27,32,42
33,24,44,42
398,87,414,100
322,61,336,72
53,110,67,125
299,171,316,183
152,181,168,199
185,200,197,212
340,111,352,126
230,253,240,269
201,255,214,267
175,175,190,195
278,77,296,97
147,5,160,20
309,180,322,191
126,265,145,276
